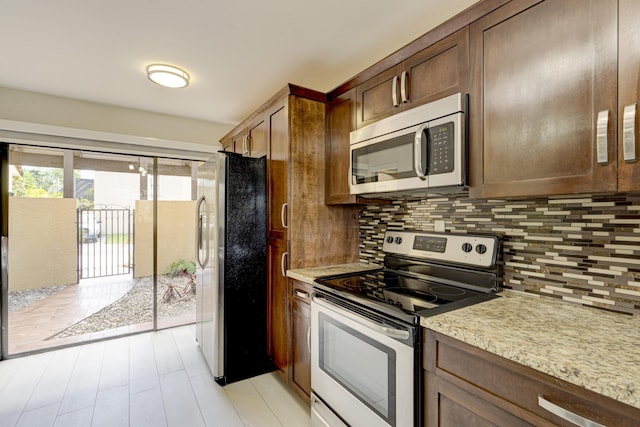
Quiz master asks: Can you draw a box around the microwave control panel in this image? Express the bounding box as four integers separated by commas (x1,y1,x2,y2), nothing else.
427,121,454,175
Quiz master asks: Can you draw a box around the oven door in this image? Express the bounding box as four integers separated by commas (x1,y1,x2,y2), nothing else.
311,292,415,427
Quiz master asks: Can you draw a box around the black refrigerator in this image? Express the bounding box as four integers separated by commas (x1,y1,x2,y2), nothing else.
195,151,269,385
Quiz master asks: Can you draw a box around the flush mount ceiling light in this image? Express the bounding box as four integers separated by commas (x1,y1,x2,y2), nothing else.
146,64,190,88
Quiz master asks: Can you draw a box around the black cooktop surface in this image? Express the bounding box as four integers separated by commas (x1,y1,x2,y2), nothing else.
314,269,497,323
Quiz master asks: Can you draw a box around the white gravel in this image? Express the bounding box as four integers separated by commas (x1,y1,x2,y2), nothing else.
9,286,68,313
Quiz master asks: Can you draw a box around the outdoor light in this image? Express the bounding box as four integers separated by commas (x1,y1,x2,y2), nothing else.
146,64,190,88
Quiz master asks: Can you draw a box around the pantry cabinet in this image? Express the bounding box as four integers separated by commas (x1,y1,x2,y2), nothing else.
423,330,640,427
355,28,469,129
325,89,357,204
468,0,630,198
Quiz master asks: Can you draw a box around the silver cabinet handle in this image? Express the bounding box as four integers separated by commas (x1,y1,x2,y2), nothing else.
280,203,288,229
281,252,288,277
538,395,605,427
306,326,311,354
243,135,250,155
596,110,609,164
623,104,637,162
392,75,400,107
294,289,309,299
414,123,428,181
400,70,408,103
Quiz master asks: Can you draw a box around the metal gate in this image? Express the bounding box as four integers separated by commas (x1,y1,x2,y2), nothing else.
78,207,133,279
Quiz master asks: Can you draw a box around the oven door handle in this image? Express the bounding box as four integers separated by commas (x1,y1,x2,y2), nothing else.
312,294,410,341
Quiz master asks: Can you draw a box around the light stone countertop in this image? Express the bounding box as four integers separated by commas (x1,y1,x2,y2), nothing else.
286,263,382,285
422,290,640,410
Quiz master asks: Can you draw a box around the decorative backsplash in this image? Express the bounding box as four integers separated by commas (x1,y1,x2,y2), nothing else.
359,193,640,315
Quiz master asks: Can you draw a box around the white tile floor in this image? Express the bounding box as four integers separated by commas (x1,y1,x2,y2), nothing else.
0,325,311,427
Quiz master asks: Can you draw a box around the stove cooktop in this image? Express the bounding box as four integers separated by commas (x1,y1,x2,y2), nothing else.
314,269,497,324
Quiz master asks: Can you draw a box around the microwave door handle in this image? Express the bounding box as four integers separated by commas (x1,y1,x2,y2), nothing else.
414,124,428,180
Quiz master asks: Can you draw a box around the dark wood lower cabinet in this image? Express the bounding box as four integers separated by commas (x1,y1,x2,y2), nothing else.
423,329,640,427
290,279,312,402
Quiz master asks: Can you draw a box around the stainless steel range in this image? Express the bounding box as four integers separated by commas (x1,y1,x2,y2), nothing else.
310,230,501,427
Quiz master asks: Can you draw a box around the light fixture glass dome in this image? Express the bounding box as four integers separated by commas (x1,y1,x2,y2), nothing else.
146,64,190,88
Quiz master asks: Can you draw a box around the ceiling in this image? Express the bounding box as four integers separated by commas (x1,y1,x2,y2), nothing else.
0,0,478,126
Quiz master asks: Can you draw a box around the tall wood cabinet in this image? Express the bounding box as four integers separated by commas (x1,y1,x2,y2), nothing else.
219,84,359,388
469,0,640,198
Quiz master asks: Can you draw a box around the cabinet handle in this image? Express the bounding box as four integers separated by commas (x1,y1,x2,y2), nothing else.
392,75,400,107
281,251,288,277
538,395,605,427
306,325,311,354
623,104,637,162
243,135,250,155
294,289,309,299
400,71,409,103
596,110,609,164
280,203,288,229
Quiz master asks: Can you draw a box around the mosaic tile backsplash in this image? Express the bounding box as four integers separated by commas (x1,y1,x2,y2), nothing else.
358,192,640,315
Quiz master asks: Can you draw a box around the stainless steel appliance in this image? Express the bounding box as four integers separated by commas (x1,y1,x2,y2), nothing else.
310,230,501,427
195,151,270,385
349,93,467,197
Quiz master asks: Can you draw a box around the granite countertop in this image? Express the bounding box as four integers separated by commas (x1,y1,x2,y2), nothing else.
422,290,640,410
286,263,382,285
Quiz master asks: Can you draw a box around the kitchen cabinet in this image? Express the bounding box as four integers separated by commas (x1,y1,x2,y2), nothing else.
618,0,640,190
289,279,311,402
468,0,624,198
220,84,359,385
325,89,357,204
219,118,266,158
354,28,469,129
423,329,640,426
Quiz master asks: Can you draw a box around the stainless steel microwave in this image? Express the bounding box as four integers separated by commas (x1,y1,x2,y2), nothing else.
349,92,467,197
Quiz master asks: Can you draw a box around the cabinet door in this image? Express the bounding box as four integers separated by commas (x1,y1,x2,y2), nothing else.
291,288,311,399
469,0,618,198
326,89,357,204
268,238,288,378
403,27,469,110
231,132,246,154
268,104,289,240
248,118,267,158
618,0,640,191
355,65,403,128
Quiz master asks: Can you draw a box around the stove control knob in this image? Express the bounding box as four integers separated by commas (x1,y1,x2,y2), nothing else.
395,237,403,244
462,243,473,253
386,236,394,244
476,244,488,254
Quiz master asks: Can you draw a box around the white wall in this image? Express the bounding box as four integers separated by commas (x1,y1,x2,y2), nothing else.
0,87,233,147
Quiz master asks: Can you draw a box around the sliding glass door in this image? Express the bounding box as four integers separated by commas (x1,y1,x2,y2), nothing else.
0,143,202,356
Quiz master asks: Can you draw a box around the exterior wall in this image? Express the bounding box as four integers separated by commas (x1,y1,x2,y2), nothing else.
134,200,196,278
94,171,141,209
359,192,640,315
8,198,78,290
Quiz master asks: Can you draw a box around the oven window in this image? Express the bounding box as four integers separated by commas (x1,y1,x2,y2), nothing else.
352,133,419,184
318,313,396,426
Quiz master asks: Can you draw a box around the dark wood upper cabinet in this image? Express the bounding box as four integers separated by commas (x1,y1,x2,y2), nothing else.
469,0,619,198
618,0,640,191
355,28,470,129
326,89,357,204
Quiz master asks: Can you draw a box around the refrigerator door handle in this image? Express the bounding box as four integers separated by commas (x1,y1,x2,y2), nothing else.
196,195,207,269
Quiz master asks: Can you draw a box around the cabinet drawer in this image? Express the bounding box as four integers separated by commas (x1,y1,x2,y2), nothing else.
424,330,640,427
290,279,312,304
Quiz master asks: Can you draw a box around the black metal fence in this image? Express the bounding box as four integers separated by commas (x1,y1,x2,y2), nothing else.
77,207,133,279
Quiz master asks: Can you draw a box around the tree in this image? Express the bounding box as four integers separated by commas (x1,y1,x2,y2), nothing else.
12,167,64,198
